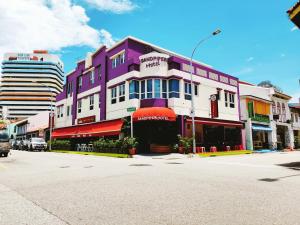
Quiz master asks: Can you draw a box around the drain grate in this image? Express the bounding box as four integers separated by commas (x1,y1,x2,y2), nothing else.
166,158,181,160
129,164,152,167
166,162,183,165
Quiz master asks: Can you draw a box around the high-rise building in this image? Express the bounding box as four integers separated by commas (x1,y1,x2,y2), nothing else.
0,50,64,120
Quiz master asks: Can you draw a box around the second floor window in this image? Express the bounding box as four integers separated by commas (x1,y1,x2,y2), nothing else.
67,82,72,95
111,87,117,104
184,82,192,100
67,105,71,116
78,99,82,113
229,93,235,108
89,95,94,110
90,71,95,85
168,79,180,98
119,84,125,102
129,80,139,99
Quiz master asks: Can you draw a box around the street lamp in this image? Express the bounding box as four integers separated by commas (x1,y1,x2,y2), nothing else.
190,29,221,154
31,81,54,151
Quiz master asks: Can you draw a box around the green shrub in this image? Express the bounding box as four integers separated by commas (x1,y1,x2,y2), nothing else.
49,139,71,150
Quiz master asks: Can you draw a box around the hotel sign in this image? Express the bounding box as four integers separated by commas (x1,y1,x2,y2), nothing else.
137,116,169,121
210,94,219,118
139,52,170,77
78,115,96,124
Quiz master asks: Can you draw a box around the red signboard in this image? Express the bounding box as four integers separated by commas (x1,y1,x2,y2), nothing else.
78,115,96,124
210,94,219,118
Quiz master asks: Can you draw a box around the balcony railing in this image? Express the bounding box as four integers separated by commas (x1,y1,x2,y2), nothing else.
251,114,270,123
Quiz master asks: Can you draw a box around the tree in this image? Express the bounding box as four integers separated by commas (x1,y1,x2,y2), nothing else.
257,80,282,93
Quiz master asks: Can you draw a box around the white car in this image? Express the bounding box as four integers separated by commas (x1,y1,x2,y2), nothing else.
27,138,47,151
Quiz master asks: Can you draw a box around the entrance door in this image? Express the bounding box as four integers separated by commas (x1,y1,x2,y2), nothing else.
134,121,177,153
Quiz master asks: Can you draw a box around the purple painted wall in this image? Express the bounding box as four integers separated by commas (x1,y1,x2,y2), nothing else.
55,37,242,128
140,99,168,108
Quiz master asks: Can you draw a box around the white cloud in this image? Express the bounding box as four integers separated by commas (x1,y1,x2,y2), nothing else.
246,57,254,62
291,26,299,32
85,0,136,13
0,0,115,62
99,29,116,47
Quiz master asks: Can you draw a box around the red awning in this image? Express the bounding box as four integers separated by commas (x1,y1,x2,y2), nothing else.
186,118,243,127
52,119,123,139
132,107,176,122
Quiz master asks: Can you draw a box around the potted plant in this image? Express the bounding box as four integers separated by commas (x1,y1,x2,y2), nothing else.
178,135,193,154
126,137,138,155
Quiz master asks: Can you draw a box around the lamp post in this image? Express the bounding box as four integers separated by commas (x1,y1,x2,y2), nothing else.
190,29,221,154
31,81,54,151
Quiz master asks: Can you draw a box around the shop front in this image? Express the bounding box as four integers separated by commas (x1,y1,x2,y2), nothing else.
52,119,123,149
252,125,272,150
186,118,243,151
132,107,178,153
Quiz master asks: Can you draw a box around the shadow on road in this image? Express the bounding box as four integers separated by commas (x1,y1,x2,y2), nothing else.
277,161,300,171
259,173,300,182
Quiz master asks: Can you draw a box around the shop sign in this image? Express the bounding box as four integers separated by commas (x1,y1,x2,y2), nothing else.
210,94,219,118
137,116,169,121
139,52,170,77
17,53,30,61
78,115,96,124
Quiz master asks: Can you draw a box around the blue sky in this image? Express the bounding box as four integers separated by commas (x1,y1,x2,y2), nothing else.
1,0,299,100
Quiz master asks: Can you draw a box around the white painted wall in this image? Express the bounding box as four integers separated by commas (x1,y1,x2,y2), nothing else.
106,69,240,122
55,97,73,128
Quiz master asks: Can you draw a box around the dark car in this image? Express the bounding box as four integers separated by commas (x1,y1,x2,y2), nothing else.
0,131,11,157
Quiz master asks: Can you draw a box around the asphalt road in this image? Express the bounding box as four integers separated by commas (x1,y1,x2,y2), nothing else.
1,150,300,225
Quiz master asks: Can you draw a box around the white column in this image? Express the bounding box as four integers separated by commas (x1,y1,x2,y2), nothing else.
245,118,253,150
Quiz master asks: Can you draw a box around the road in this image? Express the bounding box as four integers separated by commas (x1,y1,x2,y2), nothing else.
1,150,300,225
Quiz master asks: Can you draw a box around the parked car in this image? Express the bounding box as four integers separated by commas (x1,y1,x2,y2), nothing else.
27,138,47,151
0,131,11,157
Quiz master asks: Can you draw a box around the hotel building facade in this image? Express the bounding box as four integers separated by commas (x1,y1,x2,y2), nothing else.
53,36,244,153
0,51,64,120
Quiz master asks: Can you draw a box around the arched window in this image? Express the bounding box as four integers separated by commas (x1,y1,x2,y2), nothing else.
277,102,281,114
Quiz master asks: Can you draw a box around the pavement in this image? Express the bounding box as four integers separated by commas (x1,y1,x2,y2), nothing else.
1,150,300,225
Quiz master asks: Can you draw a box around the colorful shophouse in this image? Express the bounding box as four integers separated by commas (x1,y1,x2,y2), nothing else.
239,83,274,150
53,36,243,153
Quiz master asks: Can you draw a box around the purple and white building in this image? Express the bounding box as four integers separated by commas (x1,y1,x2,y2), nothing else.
53,36,244,153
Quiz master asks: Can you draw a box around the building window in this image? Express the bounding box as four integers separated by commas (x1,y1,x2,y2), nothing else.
78,99,82,113
97,65,101,80
154,79,161,98
277,102,281,115
194,84,198,96
229,93,235,108
169,79,180,98
184,82,192,100
129,80,139,99
146,79,153,98
112,51,125,69
78,76,82,89
57,107,60,118
67,82,72,95
119,84,125,102
60,106,64,118
272,102,276,114
111,87,117,104
89,95,94,110
225,92,228,107
90,70,95,85
67,105,70,116
141,80,145,99
162,80,167,98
